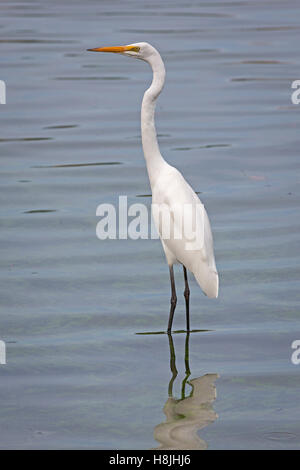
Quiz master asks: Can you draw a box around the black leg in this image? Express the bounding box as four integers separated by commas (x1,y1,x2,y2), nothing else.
167,265,177,333
183,266,190,332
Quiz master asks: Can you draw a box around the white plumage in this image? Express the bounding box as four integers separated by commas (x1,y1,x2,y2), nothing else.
88,42,219,332
151,164,218,299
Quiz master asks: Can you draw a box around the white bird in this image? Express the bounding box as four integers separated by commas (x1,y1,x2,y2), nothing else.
88,42,219,333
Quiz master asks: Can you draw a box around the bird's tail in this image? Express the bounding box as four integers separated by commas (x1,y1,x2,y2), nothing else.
194,268,219,299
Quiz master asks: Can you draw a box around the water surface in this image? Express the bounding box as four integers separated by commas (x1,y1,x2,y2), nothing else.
0,0,300,449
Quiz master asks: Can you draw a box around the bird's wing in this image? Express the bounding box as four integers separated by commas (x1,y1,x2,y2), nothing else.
152,166,218,298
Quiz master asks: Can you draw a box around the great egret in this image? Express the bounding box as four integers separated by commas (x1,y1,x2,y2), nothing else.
88,42,219,333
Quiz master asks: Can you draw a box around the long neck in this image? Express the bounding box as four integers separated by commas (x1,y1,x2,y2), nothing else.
141,52,166,188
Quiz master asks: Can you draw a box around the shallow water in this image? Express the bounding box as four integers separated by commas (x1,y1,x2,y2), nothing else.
1,0,300,449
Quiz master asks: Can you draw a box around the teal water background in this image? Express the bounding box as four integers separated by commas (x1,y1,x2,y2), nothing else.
0,0,300,449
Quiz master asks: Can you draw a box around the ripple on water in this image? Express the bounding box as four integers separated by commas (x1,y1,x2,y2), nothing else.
1,0,300,451
263,432,297,442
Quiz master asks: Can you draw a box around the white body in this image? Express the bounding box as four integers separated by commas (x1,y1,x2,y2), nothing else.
138,42,218,298
151,166,218,298
88,41,219,299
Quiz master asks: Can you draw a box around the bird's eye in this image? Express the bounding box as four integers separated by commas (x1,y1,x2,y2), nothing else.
127,46,140,53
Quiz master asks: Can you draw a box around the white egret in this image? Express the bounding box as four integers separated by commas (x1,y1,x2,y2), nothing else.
88,42,219,332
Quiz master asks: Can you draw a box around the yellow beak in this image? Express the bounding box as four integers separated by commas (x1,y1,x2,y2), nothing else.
87,45,140,53
87,46,126,53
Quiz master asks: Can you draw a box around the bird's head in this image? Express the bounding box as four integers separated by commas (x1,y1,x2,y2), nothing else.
87,42,157,62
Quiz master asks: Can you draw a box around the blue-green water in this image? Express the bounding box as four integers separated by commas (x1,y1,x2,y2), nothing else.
0,0,300,449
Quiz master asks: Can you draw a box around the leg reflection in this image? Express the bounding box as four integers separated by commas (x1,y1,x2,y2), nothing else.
153,333,219,450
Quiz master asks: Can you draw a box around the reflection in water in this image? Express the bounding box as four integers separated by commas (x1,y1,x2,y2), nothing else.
153,334,218,450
